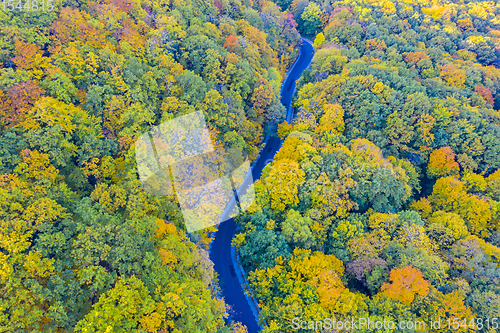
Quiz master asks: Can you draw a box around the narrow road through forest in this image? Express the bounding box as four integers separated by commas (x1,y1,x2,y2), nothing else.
209,38,315,333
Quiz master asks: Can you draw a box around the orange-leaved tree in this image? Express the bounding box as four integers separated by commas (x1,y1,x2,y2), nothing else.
0,80,45,127
474,85,494,106
427,146,459,178
381,266,429,306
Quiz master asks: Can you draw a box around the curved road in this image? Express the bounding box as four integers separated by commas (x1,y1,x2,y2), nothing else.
209,38,314,333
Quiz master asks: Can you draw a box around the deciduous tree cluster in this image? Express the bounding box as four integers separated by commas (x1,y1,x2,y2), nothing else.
0,0,302,331
236,0,500,330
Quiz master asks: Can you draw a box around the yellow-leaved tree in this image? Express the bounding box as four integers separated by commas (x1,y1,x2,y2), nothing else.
264,159,305,211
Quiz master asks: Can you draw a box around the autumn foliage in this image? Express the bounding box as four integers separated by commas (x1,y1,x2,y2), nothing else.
475,85,494,106
223,35,238,51
381,266,429,306
439,64,466,88
0,80,45,127
2,0,500,329
427,146,459,178
457,18,474,32
404,52,430,64
237,0,500,330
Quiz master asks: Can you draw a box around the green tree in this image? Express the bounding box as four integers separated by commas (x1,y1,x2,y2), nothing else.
300,3,322,36
75,276,164,332
282,209,315,249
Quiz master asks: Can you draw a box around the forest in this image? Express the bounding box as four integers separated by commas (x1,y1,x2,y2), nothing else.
234,0,500,331
1,0,500,331
0,0,299,331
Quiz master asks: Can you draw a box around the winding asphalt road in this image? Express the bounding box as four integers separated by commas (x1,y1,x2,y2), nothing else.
209,38,314,332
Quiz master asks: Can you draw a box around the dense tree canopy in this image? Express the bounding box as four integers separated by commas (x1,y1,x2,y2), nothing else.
0,0,301,330
2,0,500,330
235,0,500,331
